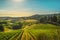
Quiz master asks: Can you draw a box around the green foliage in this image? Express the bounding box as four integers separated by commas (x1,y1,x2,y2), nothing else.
0,30,22,40
51,15,57,22
0,24,4,32
27,24,60,29
12,22,23,30
29,29,60,40
0,14,60,40
0,20,23,30
0,24,60,40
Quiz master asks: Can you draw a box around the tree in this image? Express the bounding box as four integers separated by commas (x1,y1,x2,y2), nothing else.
58,19,60,24
12,22,22,30
40,16,48,23
0,24,4,32
51,15,57,22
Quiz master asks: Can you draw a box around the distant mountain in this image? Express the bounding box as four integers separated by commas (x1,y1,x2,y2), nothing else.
0,13,60,21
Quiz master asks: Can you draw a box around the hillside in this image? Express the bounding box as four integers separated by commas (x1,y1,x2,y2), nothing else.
26,24,60,29
0,13,60,40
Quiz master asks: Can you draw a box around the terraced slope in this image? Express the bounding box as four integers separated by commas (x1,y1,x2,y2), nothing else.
0,24,60,40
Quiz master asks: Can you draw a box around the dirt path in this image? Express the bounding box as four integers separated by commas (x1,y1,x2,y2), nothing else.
9,26,36,40
20,26,36,40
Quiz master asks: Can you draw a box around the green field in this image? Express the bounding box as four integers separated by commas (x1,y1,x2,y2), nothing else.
0,24,60,40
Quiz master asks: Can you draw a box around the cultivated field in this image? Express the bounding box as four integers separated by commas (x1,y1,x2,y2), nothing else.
0,24,60,40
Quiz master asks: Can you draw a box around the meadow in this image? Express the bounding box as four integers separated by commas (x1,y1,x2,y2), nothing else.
0,23,60,40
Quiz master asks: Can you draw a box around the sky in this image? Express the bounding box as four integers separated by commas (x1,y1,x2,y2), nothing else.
0,0,60,17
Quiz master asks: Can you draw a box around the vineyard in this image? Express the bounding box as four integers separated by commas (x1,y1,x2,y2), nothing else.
0,30,23,40
0,24,60,40
0,0,60,40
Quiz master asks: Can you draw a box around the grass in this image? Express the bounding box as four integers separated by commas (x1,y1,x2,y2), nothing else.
29,29,60,40
0,29,22,40
0,24,60,40
27,24,60,29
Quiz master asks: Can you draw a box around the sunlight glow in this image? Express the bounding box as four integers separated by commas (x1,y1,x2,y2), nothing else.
12,0,25,3
0,10,34,17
